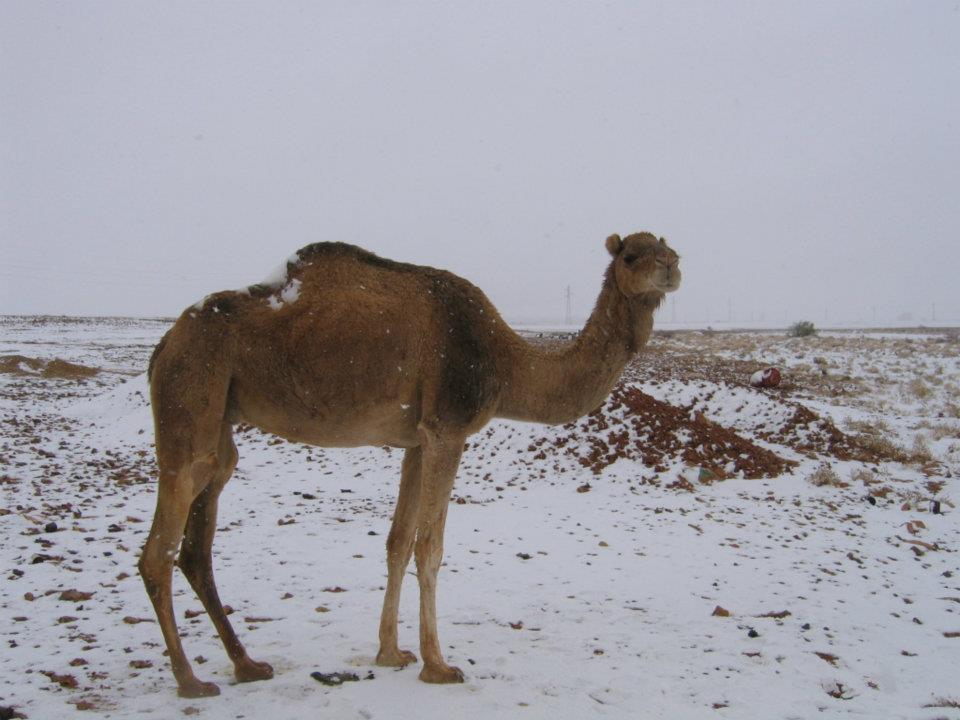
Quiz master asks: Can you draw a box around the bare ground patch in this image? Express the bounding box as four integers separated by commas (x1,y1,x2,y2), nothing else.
0,355,100,379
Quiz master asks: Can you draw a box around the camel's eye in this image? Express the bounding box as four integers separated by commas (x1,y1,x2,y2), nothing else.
623,254,638,265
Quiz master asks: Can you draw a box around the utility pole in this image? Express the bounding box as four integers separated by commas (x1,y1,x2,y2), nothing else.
564,286,572,326
671,296,677,323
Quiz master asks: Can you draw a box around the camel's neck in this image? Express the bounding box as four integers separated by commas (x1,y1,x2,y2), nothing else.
497,272,662,425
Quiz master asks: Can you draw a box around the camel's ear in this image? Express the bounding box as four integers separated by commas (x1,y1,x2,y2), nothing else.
659,236,667,246
605,234,623,257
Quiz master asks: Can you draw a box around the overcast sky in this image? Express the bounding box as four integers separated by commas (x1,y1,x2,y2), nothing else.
2,1,958,326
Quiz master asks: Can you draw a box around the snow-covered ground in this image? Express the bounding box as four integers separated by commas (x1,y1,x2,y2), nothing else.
1,316,958,719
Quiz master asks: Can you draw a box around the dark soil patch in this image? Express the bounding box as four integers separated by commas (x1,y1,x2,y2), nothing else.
0,355,99,379
543,384,796,480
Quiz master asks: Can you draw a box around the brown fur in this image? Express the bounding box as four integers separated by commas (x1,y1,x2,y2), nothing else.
139,232,680,697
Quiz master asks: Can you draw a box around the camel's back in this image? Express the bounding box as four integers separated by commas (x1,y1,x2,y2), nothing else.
159,243,510,438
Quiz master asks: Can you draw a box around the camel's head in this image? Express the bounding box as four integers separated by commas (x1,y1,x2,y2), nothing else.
606,231,681,297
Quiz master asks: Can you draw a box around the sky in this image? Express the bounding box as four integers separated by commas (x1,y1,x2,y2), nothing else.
2,1,959,326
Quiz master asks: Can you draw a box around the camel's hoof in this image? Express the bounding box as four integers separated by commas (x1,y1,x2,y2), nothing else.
235,658,274,683
177,679,221,698
419,663,465,684
376,648,418,668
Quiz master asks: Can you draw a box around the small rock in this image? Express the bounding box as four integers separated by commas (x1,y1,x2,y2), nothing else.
698,467,718,484
750,367,782,388
310,671,359,686
41,671,78,688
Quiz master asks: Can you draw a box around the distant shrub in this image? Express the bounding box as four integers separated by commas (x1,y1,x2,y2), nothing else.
787,320,817,337
909,435,933,463
908,377,932,401
851,432,907,462
808,463,846,488
849,467,877,486
844,417,891,435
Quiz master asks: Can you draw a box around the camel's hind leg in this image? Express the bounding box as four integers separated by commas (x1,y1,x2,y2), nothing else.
140,335,239,698
178,423,274,684
139,451,224,698
376,446,423,667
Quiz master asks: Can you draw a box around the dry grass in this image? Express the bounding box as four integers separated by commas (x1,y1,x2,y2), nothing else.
916,421,960,441
908,377,933,401
808,464,846,488
849,467,878,486
846,422,935,466
910,435,933,464
850,432,906,462
845,417,891,435
923,697,960,709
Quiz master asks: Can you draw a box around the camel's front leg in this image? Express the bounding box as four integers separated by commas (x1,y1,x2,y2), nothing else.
413,430,465,684
377,446,422,667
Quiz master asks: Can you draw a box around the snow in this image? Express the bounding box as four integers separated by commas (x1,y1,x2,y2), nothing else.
0,316,958,720
259,253,302,290
280,278,302,305
265,278,303,310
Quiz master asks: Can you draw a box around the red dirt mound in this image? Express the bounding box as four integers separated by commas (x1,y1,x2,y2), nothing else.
538,384,796,480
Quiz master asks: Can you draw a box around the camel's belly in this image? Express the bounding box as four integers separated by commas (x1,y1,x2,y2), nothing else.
230,390,420,449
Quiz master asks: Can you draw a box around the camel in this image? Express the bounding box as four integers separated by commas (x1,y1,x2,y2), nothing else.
139,231,681,697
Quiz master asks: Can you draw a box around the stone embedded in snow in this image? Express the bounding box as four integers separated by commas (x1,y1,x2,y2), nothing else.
750,367,782,388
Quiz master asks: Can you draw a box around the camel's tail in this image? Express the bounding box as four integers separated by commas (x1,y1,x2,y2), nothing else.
147,329,171,382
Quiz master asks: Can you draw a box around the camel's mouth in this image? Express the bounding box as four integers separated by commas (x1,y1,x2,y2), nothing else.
654,274,681,293
652,258,680,294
